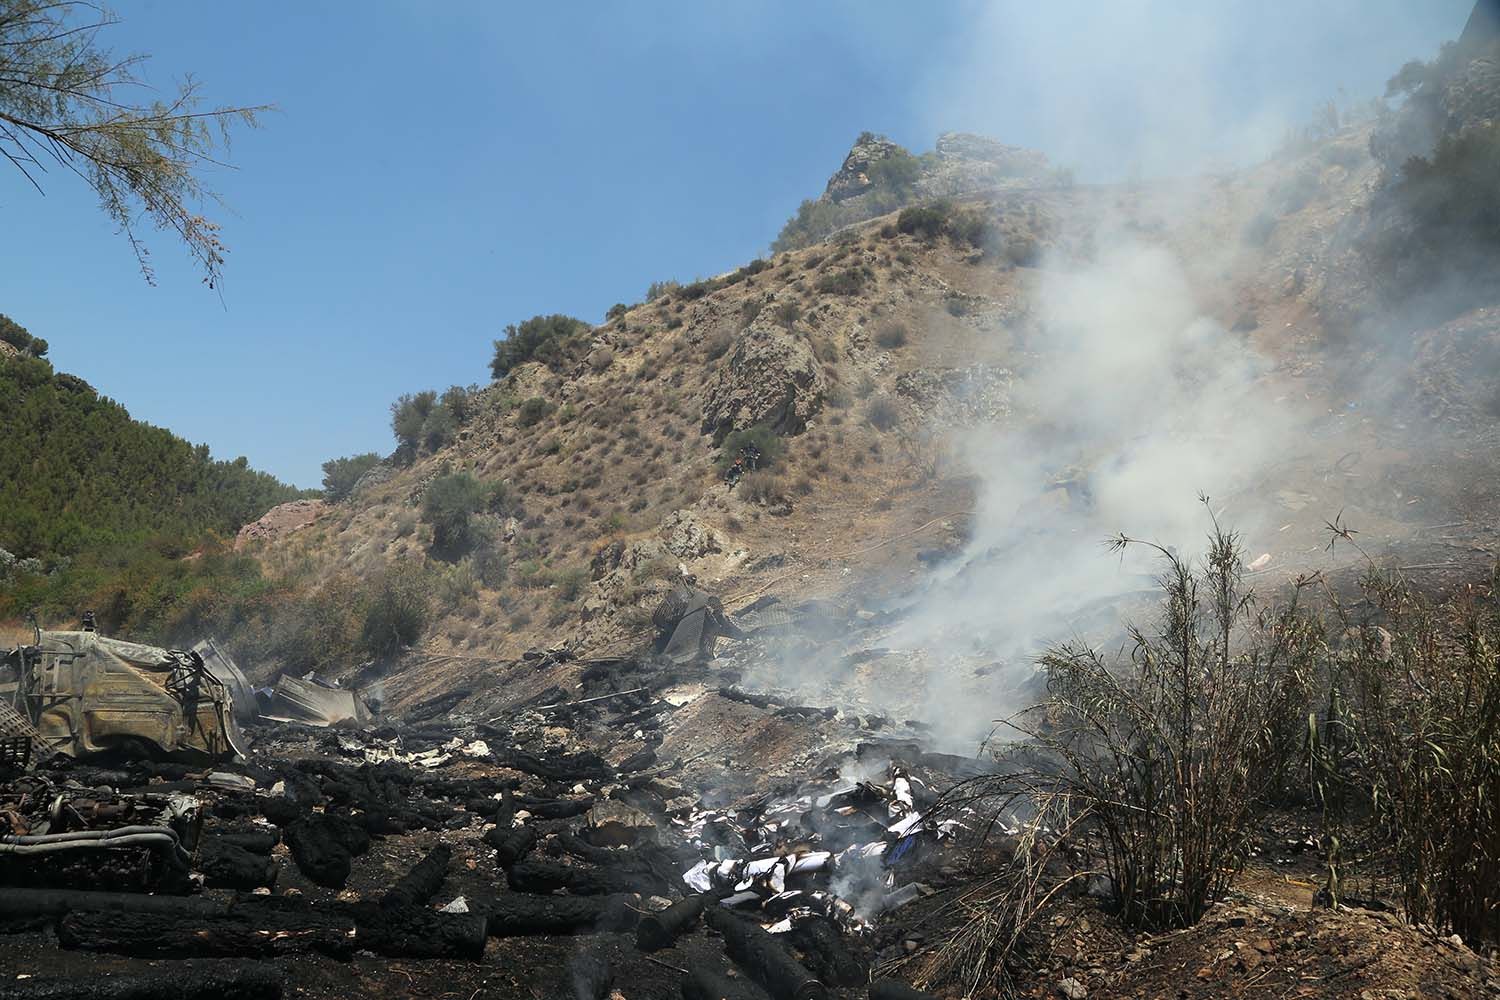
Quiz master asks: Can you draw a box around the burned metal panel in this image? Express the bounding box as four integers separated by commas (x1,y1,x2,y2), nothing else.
262,675,367,727
189,637,258,721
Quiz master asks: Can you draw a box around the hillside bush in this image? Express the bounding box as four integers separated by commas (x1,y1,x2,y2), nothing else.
321,453,382,502
875,323,907,349
737,470,783,504
814,268,866,296
716,423,784,472
773,301,802,327
421,472,491,557
865,395,900,431
515,396,553,428
645,280,681,302
391,388,472,460
490,314,591,379
897,201,952,239
359,566,430,659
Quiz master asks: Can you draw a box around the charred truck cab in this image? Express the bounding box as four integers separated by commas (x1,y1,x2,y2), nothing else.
3,624,247,763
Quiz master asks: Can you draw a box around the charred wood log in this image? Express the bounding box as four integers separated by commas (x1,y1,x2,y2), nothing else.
704,907,828,1000
566,950,614,1000
282,813,370,888
787,916,866,987
340,902,487,960
716,687,777,710
214,831,279,855
681,966,770,1000
493,747,615,783
199,840,278,891
637,893,705,951
379,844,450,909
494,785,516,829
617,748,658,773
5,961,283,1000
868,980,938,1000
515,795,597,820
515,684,569,709
0,888,225,920
57,910,356,960
483,824,538,868
507,859,666,897
481,893,640,936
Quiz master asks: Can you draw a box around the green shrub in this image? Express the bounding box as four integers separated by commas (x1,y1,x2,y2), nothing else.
679,278,715,301
421,472,490,556
552,565,589,602
949,208,993,248
645,280,681,302
321,453,382,503
359,566,430,659
717,423,784,472
897,201,952,239
490,314,591,379
606,303,629,320
814,268,866,296
875,323,907,349
1005,235,1042,267
1242,211,1278,247
1011,513,1314,929
0,313,47,357
865,395,900,431
390,387,473,460
738,470,783,504
471,543,508,587
515,396,553,428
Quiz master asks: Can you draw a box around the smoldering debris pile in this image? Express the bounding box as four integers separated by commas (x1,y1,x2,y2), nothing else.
0,641,999,999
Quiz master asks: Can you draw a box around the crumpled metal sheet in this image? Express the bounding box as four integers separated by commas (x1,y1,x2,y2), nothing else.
261,675,367,727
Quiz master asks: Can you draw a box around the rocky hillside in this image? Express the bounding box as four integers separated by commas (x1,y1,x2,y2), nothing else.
227,106,1500,717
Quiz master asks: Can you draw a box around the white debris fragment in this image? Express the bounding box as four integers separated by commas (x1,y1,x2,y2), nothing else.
439,896,469,913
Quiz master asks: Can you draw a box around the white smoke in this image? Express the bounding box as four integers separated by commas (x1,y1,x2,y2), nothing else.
893,219,1307,746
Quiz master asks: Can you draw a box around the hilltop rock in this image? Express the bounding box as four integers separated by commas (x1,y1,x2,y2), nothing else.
824,132,904,202
934,131,1050,178
235,499,327,551
701,317,826,440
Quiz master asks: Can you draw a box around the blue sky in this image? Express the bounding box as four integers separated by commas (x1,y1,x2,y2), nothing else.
1,1,1472,488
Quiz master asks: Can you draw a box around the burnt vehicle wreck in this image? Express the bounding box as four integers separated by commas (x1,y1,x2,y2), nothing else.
3,619,248,763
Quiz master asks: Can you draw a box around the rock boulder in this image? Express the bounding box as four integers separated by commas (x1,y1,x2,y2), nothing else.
701,317,825,440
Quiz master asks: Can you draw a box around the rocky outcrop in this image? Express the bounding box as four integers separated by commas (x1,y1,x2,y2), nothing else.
934,132,1051,179
659,509,721,561
350,463,396,497
235,499,327,551
895,365,1013,425
700,317,825,439
823,132,904,202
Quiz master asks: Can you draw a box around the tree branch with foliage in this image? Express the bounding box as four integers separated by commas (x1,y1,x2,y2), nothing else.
0,0,268,286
